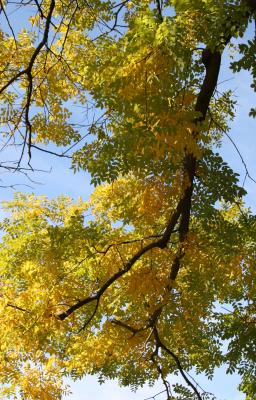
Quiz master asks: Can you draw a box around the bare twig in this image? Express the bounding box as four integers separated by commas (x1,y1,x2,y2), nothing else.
0,0,17,48
208,108,256,185
143,390,167,400
153,327,203,400
6,303,30,313
0,0,56,166
30,144,72,158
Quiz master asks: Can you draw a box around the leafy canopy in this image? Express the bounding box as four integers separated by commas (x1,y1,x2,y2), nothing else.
0,0,256,399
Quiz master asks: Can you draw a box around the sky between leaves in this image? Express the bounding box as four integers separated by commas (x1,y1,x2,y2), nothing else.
0,3,255,400
63,58,256,400
0,43,253,400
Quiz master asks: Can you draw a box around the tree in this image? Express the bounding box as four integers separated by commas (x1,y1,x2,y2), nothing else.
0,0,255,398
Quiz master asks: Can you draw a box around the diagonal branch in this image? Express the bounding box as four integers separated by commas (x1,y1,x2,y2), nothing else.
58,1,255,330
168,48,221,285
30,144,72,159
143,390,167,400
0,0,17,48
57,27,222,326
153,327,203,400
208,109,256,185
0,0,55,96
150,351,171,400
0,0,56,164
57,202,183,320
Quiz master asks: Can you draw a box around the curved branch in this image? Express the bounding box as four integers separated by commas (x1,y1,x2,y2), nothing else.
57,203,181,321
57,14,222,325
30,144,72,159
57,186,199,321
77,298,100,333
0,0,55,96
208,109,256,185
58,0,255,332
0,0,56,165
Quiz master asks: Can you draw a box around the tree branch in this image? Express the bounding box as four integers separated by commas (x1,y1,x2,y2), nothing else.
0,0,56,165
57,195,190,321
153,327,203,400
57,1,255,336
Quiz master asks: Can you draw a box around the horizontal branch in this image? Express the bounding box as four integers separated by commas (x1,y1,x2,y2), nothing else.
30,144,72,159
6,302,30,313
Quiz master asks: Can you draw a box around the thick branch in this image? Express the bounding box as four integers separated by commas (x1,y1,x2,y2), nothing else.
168,48,221,283
58,0,254,326
57,30,222,324
57,205,182,320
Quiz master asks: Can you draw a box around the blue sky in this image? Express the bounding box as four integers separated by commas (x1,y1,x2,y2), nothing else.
64,370,245,400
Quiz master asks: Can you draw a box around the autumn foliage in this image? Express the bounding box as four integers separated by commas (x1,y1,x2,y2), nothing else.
0,1,256,399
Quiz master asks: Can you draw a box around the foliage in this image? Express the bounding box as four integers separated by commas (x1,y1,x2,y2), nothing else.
0,0,256,399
